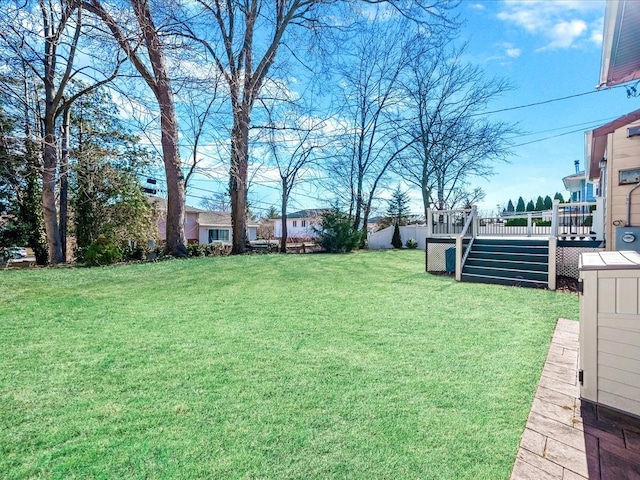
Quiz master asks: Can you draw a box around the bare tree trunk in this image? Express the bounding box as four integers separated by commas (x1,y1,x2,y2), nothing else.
42,111,63,264
59,104,70,262
157,86,186,256
230,109,249,254
280,177,288,253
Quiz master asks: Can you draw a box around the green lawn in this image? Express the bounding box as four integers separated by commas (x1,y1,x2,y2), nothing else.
0,250,578,479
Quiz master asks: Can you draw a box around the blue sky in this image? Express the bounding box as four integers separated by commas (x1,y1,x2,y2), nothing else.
457,0,635,215
178,0,639,217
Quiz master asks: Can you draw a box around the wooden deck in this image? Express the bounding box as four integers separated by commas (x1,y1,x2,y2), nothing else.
510,318,640,480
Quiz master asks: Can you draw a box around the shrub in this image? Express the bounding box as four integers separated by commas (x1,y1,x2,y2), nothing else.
84,235,122,266
405,238,418,249
187,244,205,257
391,223,402,249
535,220,551,226
313,207,361,253
504,218,527,227
583,216,593,227
122,244,146,261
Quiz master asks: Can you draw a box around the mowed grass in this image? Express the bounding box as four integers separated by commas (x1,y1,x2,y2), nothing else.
0,250,578,479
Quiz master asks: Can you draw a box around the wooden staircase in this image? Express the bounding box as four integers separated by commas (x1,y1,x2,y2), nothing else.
461,238,549,288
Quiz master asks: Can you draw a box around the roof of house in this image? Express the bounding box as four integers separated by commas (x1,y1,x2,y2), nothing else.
599,0,640,88
275,208,330,219
148,196,204,213
198,211,259,228
562,171,587,191
587,108,640,179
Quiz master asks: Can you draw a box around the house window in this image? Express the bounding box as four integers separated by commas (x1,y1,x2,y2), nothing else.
292,220,297,227
208,229,230,242
301,220,306,227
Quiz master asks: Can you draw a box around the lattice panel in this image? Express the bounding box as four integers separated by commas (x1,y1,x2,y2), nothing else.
426,240,455,272
556,246,604,279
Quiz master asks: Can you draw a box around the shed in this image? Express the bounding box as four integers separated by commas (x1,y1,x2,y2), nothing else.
579,251,640,418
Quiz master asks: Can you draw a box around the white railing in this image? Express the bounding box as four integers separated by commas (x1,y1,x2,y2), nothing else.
427,208,473,237
455,206,477,281
425,200,602,285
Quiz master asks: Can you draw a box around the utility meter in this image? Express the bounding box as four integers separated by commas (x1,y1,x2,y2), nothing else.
622,233,636,243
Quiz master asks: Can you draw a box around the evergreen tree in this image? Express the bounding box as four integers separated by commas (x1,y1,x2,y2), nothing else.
391,223,403,249
535,196,545,211
265,206,279,219
507,199,515,213
313,207,361,253
526,200,535,211
385,185,411,226
516,197,526,212
70,89,155,261
544,195,553,210
554,192,565,203
0,102,47,264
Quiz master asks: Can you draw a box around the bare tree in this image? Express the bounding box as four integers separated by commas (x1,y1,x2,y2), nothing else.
199,192,231,212
326,13,417,239
83,0,187,256
259,103,327,252
177,0,458,254
395,41,515,216
0,1,125,263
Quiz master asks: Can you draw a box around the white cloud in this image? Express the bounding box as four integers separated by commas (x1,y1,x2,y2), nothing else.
505,47,521,58
546,19,587,49
497,0,605,50
470,3,486,10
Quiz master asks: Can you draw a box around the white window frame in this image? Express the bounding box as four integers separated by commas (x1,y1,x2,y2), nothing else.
208,228,230,243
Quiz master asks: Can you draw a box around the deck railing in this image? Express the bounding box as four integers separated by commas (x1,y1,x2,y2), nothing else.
427,200,600,240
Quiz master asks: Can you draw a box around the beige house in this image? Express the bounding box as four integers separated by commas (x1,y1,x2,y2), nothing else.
587,0,640,251
586,110,640,250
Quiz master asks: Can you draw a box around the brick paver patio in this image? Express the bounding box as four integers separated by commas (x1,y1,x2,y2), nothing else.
510,318,640,480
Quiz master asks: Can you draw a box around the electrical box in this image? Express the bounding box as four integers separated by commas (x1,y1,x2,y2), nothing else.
616,226,640,251
619,168,640,185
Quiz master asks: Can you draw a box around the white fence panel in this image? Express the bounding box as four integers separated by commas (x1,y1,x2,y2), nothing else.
368,225,429,250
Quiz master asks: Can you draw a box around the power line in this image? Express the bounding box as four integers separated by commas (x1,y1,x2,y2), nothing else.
474,86,625,117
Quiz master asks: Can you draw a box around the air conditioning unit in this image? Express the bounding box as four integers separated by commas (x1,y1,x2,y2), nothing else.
627,125,640,137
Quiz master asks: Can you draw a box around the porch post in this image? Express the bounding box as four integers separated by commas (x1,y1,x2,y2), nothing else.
548,236,556,290
455,235,462,281
593,197,605,241
551,199,559,237
427,208,433,237
527,213,533,237
472,206,479,236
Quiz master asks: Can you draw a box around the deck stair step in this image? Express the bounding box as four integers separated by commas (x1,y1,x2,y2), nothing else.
461,238,549,289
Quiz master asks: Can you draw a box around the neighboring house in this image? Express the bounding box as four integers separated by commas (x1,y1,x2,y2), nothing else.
150,197,204,245
197,211,259,244
562,160,596,203
273,209,329,239
150,197,258,245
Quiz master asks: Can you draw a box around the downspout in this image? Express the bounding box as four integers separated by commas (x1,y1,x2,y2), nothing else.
626,181,640,226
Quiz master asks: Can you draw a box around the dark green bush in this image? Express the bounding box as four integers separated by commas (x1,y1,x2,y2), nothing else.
187,244,205,257
405,238,418,249
314,207,361,253
535,220,551,226
583,216,593,227
504,218,527,227
391,223,402,249
84,235,122,266
122,244,145,261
